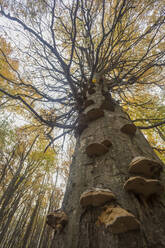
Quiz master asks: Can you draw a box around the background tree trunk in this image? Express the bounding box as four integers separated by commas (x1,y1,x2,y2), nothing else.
50,81,165,248
0,193,22,245
22,198,40,248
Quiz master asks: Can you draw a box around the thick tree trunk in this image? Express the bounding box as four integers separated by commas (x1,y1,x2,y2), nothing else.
50,81,165,248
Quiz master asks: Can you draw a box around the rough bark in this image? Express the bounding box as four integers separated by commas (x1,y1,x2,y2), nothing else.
50,81,165,248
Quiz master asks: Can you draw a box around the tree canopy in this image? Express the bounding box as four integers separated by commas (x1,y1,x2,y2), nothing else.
0,0,164,153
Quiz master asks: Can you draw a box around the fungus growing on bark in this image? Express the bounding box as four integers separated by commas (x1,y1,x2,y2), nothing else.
101,139,112,148
88,88,96,95
100,99,115,111
124,176,164,198
120,123,137,136
129,156,163,177
84,99,95,109
80,188,116,207
75,114,88,136
97,205,140,233
75,123,88,137
86,108,104,122
46,210,68,232
86,143,109,157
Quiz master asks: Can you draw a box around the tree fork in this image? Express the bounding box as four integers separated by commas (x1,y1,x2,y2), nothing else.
49,79,165,248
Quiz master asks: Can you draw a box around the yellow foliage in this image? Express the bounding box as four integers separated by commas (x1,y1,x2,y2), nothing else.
0,36,18,82
92,79,97,83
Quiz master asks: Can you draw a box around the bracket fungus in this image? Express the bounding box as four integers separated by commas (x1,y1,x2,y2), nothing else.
80,188,116,207
84,99,95,109
128,156,163,177
120,123,137,136
124,176,164,198
75,123,88,137
86,143,109,157
75,114,88,136
88,87,96,95
100,99,115,112
86,108,104,122
46,210,68,232
101,139,112,148
97,205,140,234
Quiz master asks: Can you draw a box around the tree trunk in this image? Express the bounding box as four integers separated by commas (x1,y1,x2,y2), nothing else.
22,198,40,248
6,206,27,248
50,81,165,248
0,193,22,246
39,182,60,248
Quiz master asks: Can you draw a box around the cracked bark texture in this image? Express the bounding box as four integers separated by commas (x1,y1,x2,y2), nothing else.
51,81,165,248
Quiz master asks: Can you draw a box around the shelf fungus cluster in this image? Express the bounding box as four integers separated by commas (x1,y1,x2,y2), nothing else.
124,156,164,198
80,188,116,207
46,210,68,232
77,82,142,234
75,82,116,137
80,189,140,233
86,139,112,157
97,205,140,234
75,106,104,137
